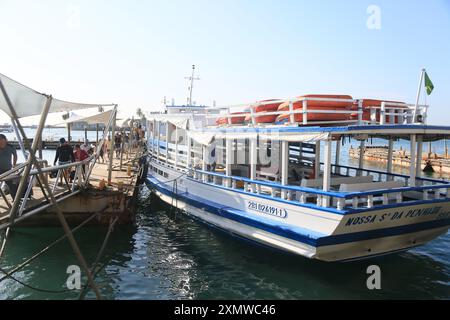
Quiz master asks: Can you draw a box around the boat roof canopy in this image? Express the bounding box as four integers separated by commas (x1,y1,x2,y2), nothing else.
150,116,450,145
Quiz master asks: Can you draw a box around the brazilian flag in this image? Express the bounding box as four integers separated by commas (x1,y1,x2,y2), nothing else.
425,72,434,95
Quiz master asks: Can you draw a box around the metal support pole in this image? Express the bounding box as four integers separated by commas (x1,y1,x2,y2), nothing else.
96,123,99,145
387,138,394,180
0,82,102,299
250,137,257,192
335,137,341,175
165,122,170,165
281,141,289,199
202,146,208,182
225,138,233,187
11,118,28,159
358,140,366,176
416,135,423,182
315,141,320,178
119,130,124,171
187,136,192,170
322,140,332,207
175,127,179,169
107,108,117,185
67,122,71,142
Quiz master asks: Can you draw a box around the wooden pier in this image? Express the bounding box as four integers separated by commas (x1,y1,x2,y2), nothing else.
0,150,145,228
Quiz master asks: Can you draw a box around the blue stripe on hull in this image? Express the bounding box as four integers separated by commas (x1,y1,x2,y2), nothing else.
145,175,450,249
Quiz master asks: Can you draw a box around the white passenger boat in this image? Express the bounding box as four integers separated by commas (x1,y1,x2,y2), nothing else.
145,98,450,262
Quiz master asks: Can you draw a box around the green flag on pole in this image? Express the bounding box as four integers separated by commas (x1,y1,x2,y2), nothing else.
425,71,434,95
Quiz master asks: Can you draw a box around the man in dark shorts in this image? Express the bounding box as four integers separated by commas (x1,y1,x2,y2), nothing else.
54,138,75,186
0,134,18,199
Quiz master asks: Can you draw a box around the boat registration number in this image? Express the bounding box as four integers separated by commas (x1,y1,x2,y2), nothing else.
247,201,288,219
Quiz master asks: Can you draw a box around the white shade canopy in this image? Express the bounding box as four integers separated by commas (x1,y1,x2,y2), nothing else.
63,109,114,125
0,72,115,118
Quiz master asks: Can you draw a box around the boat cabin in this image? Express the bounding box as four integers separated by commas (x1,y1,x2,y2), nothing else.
147,97,450,213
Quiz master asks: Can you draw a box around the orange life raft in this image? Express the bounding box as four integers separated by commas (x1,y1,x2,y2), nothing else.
245,99,283,123
216,112,248,125
276,94,353,123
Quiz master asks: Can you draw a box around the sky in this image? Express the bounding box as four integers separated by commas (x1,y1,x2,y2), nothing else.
0,0,449,125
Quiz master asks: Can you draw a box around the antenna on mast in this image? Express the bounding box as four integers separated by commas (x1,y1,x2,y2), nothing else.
185,65,200,106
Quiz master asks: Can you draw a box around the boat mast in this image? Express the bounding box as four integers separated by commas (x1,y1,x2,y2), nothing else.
185,65,200,106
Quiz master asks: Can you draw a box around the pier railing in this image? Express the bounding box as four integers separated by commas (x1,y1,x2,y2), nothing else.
204,98,428,127
184,168,450,212
0,155,98,225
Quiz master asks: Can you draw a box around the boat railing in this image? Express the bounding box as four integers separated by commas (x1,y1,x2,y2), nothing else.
204,97,428,127
187,168,450,212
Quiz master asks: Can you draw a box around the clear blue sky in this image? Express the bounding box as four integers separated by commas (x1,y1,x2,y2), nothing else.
0,0,449,124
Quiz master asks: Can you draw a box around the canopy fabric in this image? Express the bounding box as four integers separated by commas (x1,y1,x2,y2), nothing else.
63,110,113,125
185,130,330,145
187,131,216,145
259,132,330,142
147,115,190,129
0,72,115,118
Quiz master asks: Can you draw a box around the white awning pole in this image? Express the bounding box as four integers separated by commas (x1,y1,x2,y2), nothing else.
322,140,332,207
410,134,417,186
358,140,366,176
387,138,394,180
281,141,289,199
335,137,341,175
225,138,232,187
416,135,423,182
315,141,321,178
250,137,257,192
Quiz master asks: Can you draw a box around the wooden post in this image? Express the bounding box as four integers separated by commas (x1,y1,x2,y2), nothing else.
96,123,99,145
107,108,116,185
67,122,71,142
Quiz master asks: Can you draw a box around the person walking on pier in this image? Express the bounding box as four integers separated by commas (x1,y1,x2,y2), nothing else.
74,144,89,178
114,133,122,159
54,138,75,186
0,134,18,199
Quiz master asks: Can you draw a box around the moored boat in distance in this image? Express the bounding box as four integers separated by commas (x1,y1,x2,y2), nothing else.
145,95,450,262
